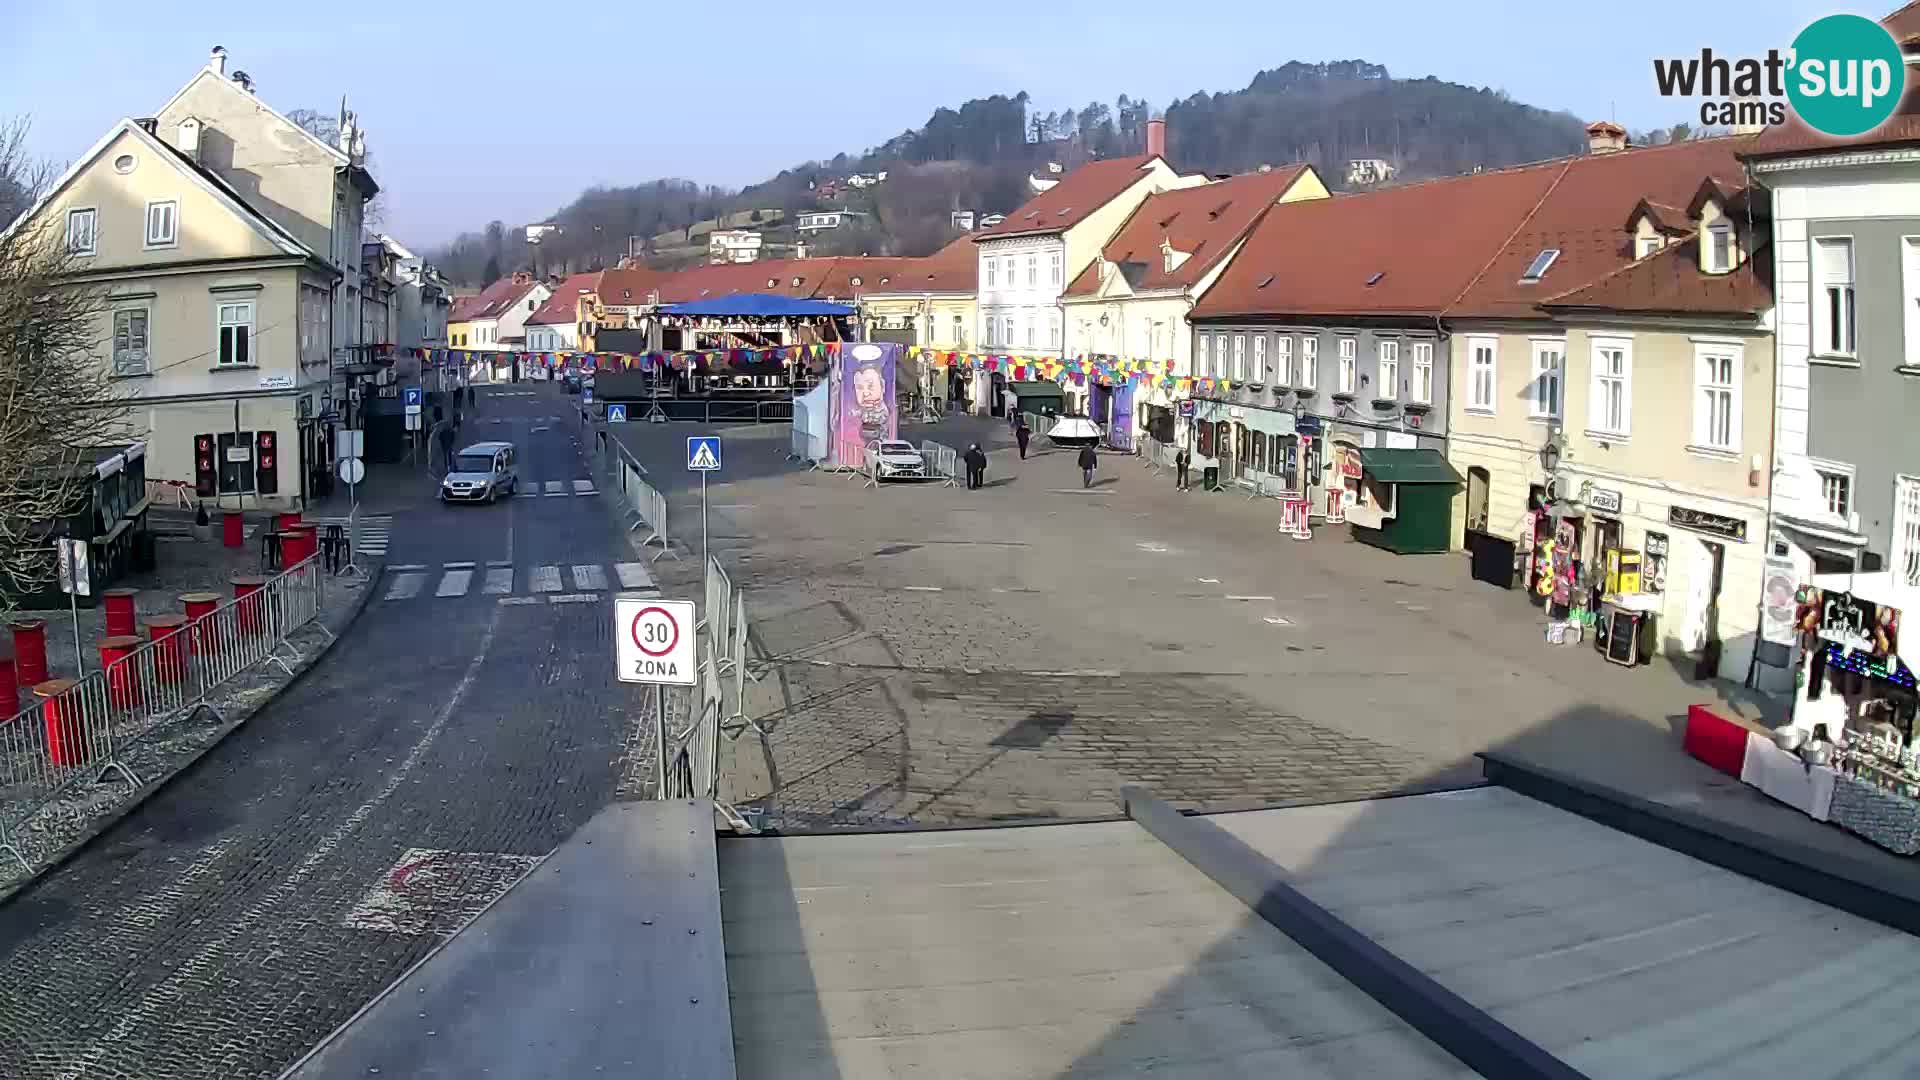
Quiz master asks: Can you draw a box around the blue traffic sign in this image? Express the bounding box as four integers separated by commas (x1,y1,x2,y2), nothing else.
687,436,722,472
606,403,628,423
403,386,423,407
582,387,594,405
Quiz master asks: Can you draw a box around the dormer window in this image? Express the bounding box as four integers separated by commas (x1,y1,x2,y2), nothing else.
850,276,862,286
1519,249,1560,283
1636,235,1664,258
1707,224,1733,273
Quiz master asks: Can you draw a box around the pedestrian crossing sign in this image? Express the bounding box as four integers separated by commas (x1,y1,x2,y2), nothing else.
606,404,627,423
687,436,722,472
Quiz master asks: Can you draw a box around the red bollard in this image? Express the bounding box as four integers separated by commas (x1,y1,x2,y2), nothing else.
180,592,221,655
9,620,47,687
34,679,87,767
231,575,266,635
99,635,142,710
102,587,139,638
0,650,15,717
222,511,244,549
146,616,188,686
275,511,303,533
283,525,317,567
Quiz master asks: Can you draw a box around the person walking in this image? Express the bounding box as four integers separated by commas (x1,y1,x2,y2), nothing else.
1077,443,1099,489
1015,420,1031,460
434,416,457,476
964,443,988,490
1175,446,1192,491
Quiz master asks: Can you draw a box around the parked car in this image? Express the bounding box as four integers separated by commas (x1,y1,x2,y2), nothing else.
870,440,927,480
440,441,518,504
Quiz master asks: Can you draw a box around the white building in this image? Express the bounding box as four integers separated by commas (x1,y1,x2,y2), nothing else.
796,211,865,233
708,229,762,264
1346,158,1397,186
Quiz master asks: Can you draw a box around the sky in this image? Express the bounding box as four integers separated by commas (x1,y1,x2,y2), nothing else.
3,0,1840,249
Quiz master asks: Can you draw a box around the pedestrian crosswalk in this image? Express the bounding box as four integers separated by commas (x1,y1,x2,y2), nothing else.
383,561,657,604
309,514,393,556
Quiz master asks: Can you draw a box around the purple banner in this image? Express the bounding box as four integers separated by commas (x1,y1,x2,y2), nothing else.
1109,381,1134,448
836,342,899,448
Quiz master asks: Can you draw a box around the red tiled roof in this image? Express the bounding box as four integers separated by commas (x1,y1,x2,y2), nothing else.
1065,166,1311,297
1191,162,1566,320
1444,135,1753,319
974,155,1164,240
1885,1,1920,44
527,272,602,325
453,277,540,322
859,235,979,295
1626,200,1694,236
448,294,487,322
1538,235,1773,316
596,267,673,307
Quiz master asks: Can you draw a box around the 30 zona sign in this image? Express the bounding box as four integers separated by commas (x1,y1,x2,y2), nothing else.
614,598,695,685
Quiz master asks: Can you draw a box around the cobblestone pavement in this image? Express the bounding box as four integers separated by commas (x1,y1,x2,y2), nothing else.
611,415,1774,833
0,384,653,1079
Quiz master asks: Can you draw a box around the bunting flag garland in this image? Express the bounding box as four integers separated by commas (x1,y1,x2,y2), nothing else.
905,345,1182,392
400,341,846,373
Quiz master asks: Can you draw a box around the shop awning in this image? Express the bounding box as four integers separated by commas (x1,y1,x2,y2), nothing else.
1359,448,1462,484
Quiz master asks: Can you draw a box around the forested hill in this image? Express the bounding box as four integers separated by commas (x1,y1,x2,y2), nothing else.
430,60,1594,285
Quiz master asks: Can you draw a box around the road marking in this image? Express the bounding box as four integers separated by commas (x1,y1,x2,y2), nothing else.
572,480,597,496
388,564,428,573
529,565,561,593
549,593,599,604
342,849,544,935
543,481,564,497
1226,594,1274,602
1264,616,1294,626
1197,577,1220,584
903,585,942,592
443,561,476,570
614,562,653,590
531,426,551,433
435,570,473,597
571,564,607,591
1137,542,1169,553
1046,489,1111,494
384,572,426,600
485,559,513,569
497,596,542,606
482,568,514,595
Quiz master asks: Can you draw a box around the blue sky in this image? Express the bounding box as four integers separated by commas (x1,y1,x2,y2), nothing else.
4,0,1837,248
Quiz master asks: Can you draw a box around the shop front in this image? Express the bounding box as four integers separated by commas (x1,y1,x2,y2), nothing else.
1008,380,1064,420
1345,448,1462,554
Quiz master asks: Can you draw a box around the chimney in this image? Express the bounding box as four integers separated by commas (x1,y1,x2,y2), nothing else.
512,271,532,285
178,117,202,163
231,70,254,94
1145,117,1167,159
795,242,809,259
1586,120,1628,156
208,45,227,75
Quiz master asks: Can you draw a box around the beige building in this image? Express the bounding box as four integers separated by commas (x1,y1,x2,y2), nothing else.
6,118,339,510
856,235,980,409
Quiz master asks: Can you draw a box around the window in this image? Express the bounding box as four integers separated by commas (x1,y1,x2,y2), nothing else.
1411,341,1433,403
1252,335,1267,382
1214,334,1229,377
1049,253,1061,286
1636,235,1664,258
1588,338,1631,436
1026,256,1037,286
1002,316,1014,347
986,260,996,288
112,308,150,375
1519,248,1560,283
1024,318,1034,348
217,301,254,366
113,154,136,174
144,200,177,248
1897,477,1920,586
1377,339,1399,398
1818,469,1853,519
1336,337,1357,394
1468,337,1496,411
1047,313,1059,349
65,208,96,255
216,431,256,495
1708,225,1732,272
1300,337,1317,388
1232,334,1247,380
953,315,966,349
1529,340,1563,419
1275,335,1292,385
1692,345,1740,452
1815,237,1856,356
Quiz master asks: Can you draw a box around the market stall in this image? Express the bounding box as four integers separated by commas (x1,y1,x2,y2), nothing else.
1345,448,1461,555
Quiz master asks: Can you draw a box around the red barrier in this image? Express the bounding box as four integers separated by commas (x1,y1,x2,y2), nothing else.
1683,703,1749,779
275,511,303,533
99,635,142,709
146,616,188,685
222,512,244,549
180,592,221,654
283,525,317,566
9,620,47,686
34,679,87,767
0,650,15,716
102,588,138,638
232,575,266,635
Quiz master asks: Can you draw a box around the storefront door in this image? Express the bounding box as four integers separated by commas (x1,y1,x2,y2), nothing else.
1687,539,1726,679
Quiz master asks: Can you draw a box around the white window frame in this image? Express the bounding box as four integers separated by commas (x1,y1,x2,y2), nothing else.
1300,336,1318,388
1377,339,1399,398
1690,340,1742,453
216,301,255,367
1026,255,1037,287
1275,335,1293,386
1528,338,1564,420
1336,337,1357,394
1896,475,1920,586
1813,235,1857,359
1002,316,1014,348
1812,462,1854,523
1466,336,1497,413
1047,313,1060,350
986,259,996,288
1903,236,1920,370
1587,337,1632,438
1252,334,1268,382
65,207,97,255
144,200,178,249
112,306,151,376
1410,341,1433,403
1707,224,1732,273
1049,253,1062,286
1636,235,1664,258
1024,317,1035,348
1232,334,1247,380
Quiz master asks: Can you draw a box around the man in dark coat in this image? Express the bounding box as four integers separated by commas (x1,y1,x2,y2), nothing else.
964,443,988,489
1014,420,1031,460
1077,444,1098,489
1174,446,1191,491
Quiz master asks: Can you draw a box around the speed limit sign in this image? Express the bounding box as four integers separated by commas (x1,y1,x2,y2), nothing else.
614,598,695,685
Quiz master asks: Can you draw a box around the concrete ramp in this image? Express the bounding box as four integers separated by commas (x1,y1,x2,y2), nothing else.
285,799,735,1080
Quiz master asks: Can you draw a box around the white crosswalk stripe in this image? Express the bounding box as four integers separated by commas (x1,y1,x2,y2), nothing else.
542,481,564,497
529,565,562,593
613,562,653,590
309,514,393,556
435,569,472,597
384,571,426,601
572,479,598,496
381,562,639,604
571,564,606,591
482,568,514,595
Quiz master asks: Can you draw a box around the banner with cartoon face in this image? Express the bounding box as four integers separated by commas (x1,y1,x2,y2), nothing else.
835,342,898,448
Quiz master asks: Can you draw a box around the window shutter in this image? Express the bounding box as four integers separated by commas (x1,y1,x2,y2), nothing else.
1816,238,1853,283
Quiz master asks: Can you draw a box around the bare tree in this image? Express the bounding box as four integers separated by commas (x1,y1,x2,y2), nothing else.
286,108,384,228
0,116,132,612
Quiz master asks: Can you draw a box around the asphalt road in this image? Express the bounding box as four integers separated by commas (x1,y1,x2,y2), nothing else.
0,382,652,1080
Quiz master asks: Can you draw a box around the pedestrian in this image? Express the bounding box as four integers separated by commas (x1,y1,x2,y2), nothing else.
1015,421,1031,460
1078,443,1099,489
964,443,988,490
435,418,456,476
1175,446,1192,491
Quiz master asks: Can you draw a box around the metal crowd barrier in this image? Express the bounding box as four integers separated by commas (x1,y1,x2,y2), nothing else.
0,555,330,875
609,440,677,561
827,435,866,476
918,441,960,487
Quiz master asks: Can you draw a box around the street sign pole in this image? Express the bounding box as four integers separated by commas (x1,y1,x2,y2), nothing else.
701,470,709,569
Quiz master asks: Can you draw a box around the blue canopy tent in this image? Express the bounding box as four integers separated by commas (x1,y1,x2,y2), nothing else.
657,293,855,318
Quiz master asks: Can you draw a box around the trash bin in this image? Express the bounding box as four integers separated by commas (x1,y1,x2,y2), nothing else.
1203,466,1220,491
